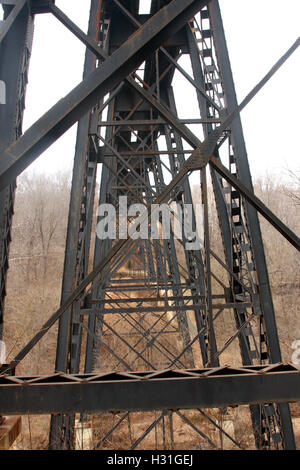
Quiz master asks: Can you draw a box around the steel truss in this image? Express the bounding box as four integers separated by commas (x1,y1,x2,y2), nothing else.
0,0,299,451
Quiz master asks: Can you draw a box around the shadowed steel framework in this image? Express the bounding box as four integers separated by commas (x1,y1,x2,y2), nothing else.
0,0,299,451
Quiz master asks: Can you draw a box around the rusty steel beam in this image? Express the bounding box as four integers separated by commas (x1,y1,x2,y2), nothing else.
0,364,299,415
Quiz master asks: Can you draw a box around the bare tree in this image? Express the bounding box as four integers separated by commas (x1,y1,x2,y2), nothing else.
284,167,300,205
10,171,71,280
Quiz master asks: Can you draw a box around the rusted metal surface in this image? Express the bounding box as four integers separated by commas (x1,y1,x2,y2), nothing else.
1,0,299,451
0,365,299,415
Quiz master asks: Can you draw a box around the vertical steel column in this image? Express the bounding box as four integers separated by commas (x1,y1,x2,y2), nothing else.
49,0,101,450
84,101,115,374
165,86,209,366
0,3,33,339
152,145,195,367
185,4,296,448
186,20,263,441
208,0,295,449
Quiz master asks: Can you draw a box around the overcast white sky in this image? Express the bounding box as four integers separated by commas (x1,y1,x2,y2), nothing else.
20,0,300,181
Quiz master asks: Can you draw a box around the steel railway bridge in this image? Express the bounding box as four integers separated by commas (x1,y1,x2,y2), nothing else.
0,0,299,450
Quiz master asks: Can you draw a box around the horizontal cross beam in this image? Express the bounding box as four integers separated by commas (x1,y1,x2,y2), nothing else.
97,118,221,127
82,303,252,315
0,364,298,415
